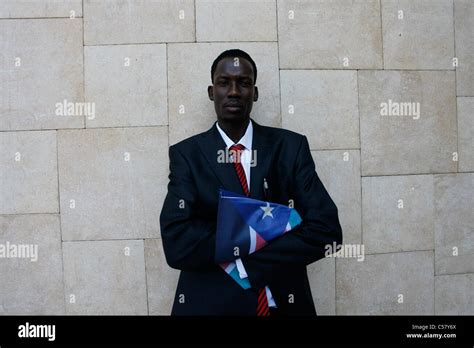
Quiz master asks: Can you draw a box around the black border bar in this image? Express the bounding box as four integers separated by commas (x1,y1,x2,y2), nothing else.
0,315,473,345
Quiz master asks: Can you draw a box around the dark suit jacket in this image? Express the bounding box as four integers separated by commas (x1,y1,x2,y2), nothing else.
159,118,342,316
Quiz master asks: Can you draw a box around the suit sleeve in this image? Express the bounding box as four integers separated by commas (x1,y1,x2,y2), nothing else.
159,145,216,271
242,135,343,288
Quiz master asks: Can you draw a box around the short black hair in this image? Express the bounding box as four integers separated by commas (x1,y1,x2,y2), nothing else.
210,49,257,84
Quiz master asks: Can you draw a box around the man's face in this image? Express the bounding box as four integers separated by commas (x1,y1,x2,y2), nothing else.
208,56,258,123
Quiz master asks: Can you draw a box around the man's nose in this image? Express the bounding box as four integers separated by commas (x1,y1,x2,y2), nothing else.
228,81,240,97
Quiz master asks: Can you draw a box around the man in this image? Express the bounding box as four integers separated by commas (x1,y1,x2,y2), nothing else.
160,49,342,316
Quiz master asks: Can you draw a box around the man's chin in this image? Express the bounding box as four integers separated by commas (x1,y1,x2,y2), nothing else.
218,112,248,123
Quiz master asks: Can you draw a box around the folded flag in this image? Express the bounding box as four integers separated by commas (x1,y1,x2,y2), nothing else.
219,261,251,289
215,189,302,264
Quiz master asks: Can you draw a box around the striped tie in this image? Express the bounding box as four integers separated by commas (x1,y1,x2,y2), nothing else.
229,144,270,316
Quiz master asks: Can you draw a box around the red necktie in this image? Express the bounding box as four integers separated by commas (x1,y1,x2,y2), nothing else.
229,144,270,316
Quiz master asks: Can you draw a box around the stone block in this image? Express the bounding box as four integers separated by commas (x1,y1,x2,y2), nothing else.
382,0,454,69
84,44,167,128
58,127,168,240
63,240,148,314
457,98,474,172
455,0,474,96
0,130,58,214
144,239,180,315
0,0,82,18
434,173,474,275
435,273,474,315
0,19,84,130
84,0,195,45
278,0,383,69
307,257,335,315
336,251,434,314
196,0,277,42
311,150,361,245
281,70,359,150
359,70,457,176
0,214,64,314
362,175,434,254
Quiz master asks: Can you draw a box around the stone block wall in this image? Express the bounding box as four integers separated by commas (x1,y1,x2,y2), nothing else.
1,0,472,315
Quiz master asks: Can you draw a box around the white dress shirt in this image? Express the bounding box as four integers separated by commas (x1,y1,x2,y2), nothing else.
215,120,276,308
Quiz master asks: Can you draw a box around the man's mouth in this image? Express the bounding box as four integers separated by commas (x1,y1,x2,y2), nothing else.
224,103,243,111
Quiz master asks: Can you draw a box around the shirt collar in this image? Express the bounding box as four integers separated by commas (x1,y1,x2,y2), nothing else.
215,119,253,150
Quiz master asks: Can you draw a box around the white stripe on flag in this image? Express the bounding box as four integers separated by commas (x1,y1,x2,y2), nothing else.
235,258,248,279
225,263,235,273
249,226,257,254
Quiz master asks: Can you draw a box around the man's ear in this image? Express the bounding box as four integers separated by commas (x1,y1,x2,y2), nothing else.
208,85,214,101
253,86,259,102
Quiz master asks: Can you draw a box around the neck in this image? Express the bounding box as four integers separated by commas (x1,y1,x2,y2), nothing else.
217,117,250,143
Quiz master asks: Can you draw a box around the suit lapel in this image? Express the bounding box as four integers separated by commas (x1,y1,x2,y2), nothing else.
197,118,273,199
249,119,273,200
197,120,244,195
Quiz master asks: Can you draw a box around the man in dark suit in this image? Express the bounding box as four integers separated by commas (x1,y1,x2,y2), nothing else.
160,49,342,316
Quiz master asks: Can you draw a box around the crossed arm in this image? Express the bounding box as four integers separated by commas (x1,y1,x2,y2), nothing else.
159,135,343,288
